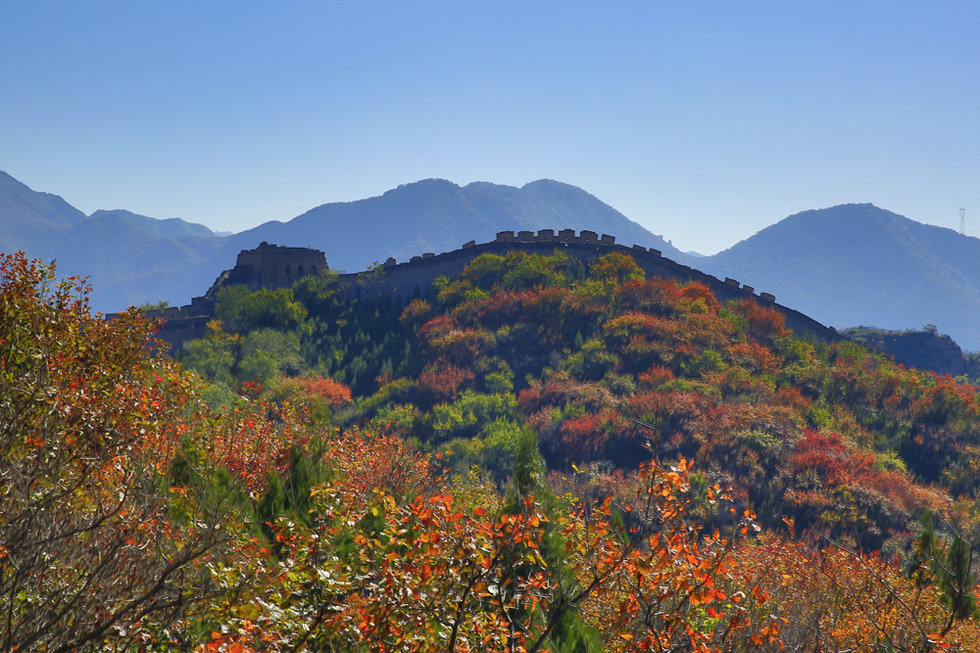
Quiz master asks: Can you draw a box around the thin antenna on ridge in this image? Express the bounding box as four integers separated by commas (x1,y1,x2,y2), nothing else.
960,207,966,234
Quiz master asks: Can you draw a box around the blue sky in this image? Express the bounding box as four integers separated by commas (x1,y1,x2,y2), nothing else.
2,1,979,254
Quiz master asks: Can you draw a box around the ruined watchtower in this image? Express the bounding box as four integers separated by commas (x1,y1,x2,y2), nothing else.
217,242,327,293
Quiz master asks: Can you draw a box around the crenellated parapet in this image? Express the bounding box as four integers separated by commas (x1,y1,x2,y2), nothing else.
492,229,622,247
364,228,793,312
379,228,672,271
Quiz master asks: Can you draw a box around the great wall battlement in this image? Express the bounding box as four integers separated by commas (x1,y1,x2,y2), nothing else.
150,229,844,350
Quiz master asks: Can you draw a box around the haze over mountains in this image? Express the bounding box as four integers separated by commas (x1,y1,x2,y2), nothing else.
3,170,980,349
216,177,687,272
696,204,980,350
0,171,681,311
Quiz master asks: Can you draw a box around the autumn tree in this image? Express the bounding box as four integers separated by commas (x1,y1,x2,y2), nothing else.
0,253,234,651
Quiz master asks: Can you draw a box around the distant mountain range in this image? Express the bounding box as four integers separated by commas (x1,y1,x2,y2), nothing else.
0,171,228,309
695,204,980,351
0,172,681,313
4,170,980,349
215,177,686,273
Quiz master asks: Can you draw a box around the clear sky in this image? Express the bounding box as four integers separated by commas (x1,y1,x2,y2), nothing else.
3,1,979,254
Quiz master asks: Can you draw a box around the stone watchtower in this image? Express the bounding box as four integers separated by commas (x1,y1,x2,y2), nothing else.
218,242,328,292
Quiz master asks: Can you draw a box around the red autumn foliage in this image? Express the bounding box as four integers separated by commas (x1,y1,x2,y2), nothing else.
282,375,353,406
416,363,476,403
470,289,524,326
774,384,812,412
733,297,790,342
729,341,781,375
418,314,458,342
559,411,615,460
788,429,861,485
638,365,675,390
603,311,671,345
398,298,432,328
518,374,617,415
679,280,722,312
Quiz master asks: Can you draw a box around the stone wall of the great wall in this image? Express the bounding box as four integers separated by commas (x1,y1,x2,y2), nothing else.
150,229,844,350
344,229,839,344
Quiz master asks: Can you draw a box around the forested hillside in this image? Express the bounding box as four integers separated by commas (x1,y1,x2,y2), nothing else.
182,249,980,544
5,249,980,651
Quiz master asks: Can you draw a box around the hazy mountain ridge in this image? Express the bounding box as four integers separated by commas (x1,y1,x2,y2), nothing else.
215,178,685,273
0,171,87,255
0,172,680,313
88,209,218,240
696,203,980,349
0,172,228,308
5,171,980,350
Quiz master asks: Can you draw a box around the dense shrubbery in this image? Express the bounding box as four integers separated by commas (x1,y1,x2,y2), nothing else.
184,249,980,549
8,250,980,650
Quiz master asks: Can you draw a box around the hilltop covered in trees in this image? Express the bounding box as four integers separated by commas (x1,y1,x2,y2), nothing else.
5,249,980,651
183,249,980,546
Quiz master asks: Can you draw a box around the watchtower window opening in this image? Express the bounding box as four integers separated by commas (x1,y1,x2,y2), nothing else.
298,265,304,275
311,266,317,275
286,265,292,276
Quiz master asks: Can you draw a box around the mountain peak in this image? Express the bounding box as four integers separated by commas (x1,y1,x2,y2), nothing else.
382,178,461,197
0,170,88,254
701,203,980,349
226,177,683,281
0,170,87,228
786,202,889,221
521,178,581,191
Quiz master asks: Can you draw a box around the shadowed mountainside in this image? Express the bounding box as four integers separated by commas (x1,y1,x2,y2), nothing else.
841,325,980,380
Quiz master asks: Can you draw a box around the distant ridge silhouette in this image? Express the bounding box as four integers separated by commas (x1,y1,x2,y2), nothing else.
3,171,980,349
0,173,680,312
697,203,980,349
